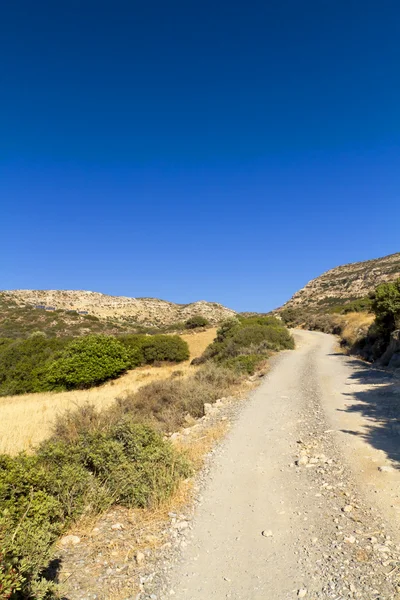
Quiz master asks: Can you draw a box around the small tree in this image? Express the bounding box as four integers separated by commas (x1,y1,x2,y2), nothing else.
371,278,400,335
45,335,130,389
185,316,210,329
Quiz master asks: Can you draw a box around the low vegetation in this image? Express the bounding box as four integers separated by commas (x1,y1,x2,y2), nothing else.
0,334,190,396
0,359,240,599
0,335,69,396
45,335,130,390
184,316,209,329
119,334,189,367
196,315,294,369
112,362,241,433
224,354,266,375
0,319,294,598
0,329,217,455
0,419,189,599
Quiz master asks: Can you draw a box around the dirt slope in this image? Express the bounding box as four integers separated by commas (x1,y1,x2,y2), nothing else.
154,330,400,599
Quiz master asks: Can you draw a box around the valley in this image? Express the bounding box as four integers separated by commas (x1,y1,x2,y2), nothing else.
1,252,400,599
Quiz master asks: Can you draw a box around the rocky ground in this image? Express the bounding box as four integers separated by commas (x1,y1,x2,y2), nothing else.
3,290,236,325
57,330,400,599
282,251,400,311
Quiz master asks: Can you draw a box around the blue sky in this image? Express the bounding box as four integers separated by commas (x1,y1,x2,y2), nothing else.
1,1,399,311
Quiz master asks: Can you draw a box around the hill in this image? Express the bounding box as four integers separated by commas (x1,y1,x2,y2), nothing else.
0,290,236,338
281,252,400,313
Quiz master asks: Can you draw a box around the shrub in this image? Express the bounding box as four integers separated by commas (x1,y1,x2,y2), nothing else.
185,316,209,329
0,419,189,599
224,354,265,375
119,334,189,367
371,278,400,337
0,336,68,396
280,308,307,327
118,335,147,367
52,403,110,443
199,316,294,364
306,314,342,335
113,363,241,432
0,550,23,600
45,335,130,390
140,335,189,364
192,361,240,388
331,297,373,315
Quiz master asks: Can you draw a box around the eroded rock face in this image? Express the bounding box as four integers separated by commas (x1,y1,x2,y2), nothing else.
379,330,400,366
282,252,400,312
2,289,236,327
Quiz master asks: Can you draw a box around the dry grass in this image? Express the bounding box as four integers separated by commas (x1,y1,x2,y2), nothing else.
333,312,374,347
175,421,229,469
0,328,217,454
178,327,217,359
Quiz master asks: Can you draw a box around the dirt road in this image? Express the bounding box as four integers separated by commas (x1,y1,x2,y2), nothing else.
162,330,400,600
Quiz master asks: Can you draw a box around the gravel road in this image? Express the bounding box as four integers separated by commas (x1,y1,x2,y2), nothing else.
158,330,400,600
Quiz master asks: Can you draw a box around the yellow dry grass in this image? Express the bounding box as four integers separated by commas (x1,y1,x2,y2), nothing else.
0,328,217,455
177,327,217,359
333,312,374,346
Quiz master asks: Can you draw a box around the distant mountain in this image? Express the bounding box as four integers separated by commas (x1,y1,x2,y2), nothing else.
282,252,400,312
1,289,236,338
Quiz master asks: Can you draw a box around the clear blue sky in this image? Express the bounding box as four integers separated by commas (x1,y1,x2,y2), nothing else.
1,1,399,311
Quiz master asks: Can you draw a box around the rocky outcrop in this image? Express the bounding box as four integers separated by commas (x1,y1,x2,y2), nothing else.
379,330,400,367
282,252,400,312
2,290,236,327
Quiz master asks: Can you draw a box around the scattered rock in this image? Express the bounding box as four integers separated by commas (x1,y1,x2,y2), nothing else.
262,530,273,538
298,589,307,598
378,466,394,473
136,551,145,565
342,505,353,513
344,535,356,544
60,535,81,547
174,521,189,531
111,522,124,530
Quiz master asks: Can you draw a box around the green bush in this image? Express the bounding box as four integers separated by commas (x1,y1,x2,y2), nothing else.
199,316,294,364
0,419,189,599
185,316,209,329
0,336,68,396
0,332,189,397
119,334,189,367
224,354,265,375
118,335,147,367
140,335,189,363
371,278,400,336
327,296,373,315
45,335,130,390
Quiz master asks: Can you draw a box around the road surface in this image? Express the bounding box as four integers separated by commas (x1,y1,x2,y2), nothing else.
166,330,400,599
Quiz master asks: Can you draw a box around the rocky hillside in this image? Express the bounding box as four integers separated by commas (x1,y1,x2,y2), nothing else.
2,290,236,328
282,252,400,312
